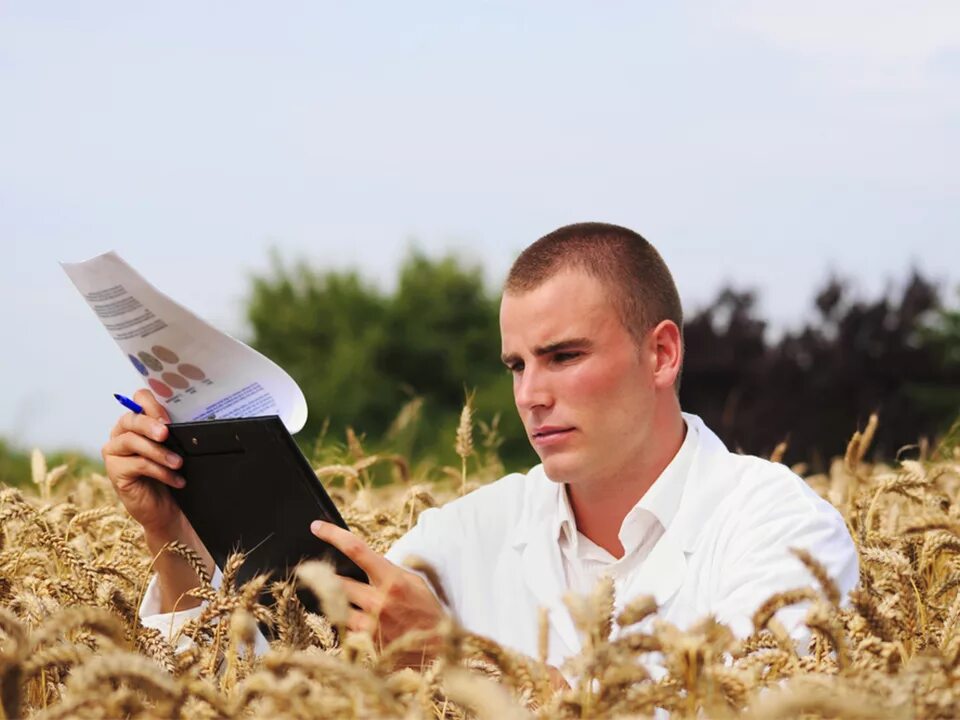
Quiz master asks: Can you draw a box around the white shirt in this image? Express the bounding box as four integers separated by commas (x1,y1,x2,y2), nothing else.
140,413,859,671
556,420,696,599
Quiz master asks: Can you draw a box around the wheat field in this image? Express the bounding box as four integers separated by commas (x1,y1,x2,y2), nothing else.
1,414,960,719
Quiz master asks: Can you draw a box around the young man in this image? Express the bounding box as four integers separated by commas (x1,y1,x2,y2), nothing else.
102,222,858,671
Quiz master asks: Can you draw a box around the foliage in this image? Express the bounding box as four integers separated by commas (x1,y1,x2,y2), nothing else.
680,272,960,467
247,248,960,474
0,439,97,489
916,286,960,416
0,438,30,486
246,249,534,473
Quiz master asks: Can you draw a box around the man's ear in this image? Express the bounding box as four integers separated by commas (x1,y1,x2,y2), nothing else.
651,320,683,389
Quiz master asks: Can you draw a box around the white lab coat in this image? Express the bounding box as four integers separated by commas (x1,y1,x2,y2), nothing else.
140,413,859,670
383,413,859,667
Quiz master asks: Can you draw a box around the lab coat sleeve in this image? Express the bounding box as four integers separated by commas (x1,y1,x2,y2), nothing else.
711,465,859,645
139,502,469,650
384,504,464,617
382,472,528,621
138,566,270,656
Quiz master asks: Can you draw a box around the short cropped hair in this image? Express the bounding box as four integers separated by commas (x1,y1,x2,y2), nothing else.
504,222,684,348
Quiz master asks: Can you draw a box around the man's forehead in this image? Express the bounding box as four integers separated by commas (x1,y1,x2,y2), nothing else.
501,270,611,316
500,273,615,347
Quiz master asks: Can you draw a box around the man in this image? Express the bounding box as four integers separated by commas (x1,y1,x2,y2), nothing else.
103,222,858,673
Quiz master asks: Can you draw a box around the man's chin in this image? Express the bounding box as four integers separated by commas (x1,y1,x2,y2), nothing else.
540,454,581,484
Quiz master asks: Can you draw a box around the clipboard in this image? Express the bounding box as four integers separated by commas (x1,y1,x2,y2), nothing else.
162,415,368,619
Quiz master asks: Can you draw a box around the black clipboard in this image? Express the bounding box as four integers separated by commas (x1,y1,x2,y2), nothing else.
162,415,368,620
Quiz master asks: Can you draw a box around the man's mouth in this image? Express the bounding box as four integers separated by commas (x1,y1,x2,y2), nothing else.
531,426,575,439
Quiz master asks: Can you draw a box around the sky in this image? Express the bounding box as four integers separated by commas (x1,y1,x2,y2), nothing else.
2,1,958,454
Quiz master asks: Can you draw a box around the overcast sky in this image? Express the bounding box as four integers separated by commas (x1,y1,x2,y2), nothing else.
2,1,958,454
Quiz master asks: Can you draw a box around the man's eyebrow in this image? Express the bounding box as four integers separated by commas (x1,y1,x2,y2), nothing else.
500,338,593,366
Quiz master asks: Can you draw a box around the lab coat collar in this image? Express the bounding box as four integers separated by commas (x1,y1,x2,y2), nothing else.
669,413,736,554
508,413,734,641
518,508,583,655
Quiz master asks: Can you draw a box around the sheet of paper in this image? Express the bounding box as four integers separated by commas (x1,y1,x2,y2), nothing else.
61,251,308,433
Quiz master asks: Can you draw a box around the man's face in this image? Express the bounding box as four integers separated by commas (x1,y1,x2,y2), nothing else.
499,269,662,486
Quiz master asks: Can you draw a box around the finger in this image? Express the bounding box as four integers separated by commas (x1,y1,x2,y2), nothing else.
133,388,171,423
111,411,170,443
108,412,154,442
310,521,390,585
105,429,181,467
103,434,184,487
109,411,164,441
347,608,375,634
547,665,570,691
341,576,379,612
105,452,185,490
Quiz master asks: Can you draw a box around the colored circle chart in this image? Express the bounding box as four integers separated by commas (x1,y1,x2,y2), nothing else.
135,343,210,401
138,351,163,372
128,354,148,376
152,345,180,364
148,378,173,398
162,372,190,390
178,363,206,381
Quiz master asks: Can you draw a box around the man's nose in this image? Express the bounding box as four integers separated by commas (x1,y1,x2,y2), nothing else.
514,365,553,412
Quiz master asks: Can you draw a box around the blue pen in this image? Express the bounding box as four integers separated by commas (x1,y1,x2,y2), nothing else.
114,393,144,414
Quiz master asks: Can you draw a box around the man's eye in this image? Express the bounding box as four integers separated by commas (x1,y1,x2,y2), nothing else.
506,363,524,374
554,352,581,363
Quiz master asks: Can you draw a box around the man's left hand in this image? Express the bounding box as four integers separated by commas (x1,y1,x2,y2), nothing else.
309,520,446,664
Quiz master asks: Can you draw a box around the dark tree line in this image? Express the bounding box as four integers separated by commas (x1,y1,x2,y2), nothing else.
680,273,960,467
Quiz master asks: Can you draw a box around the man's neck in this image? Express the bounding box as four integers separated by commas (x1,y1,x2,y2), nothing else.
566,411,687,559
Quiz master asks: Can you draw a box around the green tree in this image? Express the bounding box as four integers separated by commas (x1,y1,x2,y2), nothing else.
245,249,536,472
0,439,30,487
0,441,99,489
924,288,960,366
916,285,960,422
248,256,395,441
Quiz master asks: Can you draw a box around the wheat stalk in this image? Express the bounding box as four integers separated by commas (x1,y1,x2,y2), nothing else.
1,413,960,718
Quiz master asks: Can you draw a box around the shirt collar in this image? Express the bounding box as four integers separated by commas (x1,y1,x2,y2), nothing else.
556,478,578,549
553,418,700,551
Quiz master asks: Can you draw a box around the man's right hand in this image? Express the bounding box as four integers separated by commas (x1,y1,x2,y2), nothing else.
102,389,213,612
102,388,186,535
